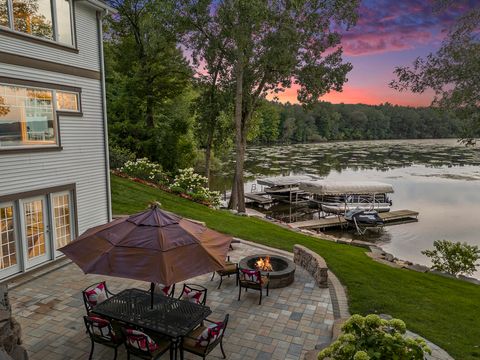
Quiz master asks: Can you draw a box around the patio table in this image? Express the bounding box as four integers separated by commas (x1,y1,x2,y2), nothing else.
91,288,212,358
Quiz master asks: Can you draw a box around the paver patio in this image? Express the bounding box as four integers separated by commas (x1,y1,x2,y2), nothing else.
9,241,334,360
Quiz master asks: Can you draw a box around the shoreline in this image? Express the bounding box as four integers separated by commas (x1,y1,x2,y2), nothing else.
244,206,480,285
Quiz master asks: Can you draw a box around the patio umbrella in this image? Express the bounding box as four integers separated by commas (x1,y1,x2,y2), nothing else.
59,204,232,307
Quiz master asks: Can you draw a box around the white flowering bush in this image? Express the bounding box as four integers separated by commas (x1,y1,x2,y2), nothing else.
120,158,168,184
317,314,430,360
170,168,221,207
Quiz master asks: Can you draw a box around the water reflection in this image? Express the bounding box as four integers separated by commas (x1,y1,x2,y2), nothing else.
212,139,480,277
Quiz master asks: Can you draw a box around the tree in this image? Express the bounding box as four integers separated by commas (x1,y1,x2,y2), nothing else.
105,0,196,171
390,2,480,142
179,0,359,212
422,240,480,276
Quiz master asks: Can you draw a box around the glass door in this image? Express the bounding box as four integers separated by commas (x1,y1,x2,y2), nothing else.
0,202,21,278
20,196,51,268
50,191,74,256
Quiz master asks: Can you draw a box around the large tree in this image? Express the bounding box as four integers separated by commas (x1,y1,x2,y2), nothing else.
105,0,196,170
179,0,359,212
391,2,480,143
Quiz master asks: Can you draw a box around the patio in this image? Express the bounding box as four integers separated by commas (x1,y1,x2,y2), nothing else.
9,240,334,360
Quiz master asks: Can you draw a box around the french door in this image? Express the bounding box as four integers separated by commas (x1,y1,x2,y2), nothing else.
50,191,74,257
19,196,51,269
0,202,21,278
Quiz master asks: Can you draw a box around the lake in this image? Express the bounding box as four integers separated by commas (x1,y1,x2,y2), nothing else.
212,139,480,276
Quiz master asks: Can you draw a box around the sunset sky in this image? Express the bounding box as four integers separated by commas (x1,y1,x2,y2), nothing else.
275,0,476,107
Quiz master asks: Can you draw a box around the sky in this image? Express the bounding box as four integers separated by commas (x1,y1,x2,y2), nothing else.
274,0,476,107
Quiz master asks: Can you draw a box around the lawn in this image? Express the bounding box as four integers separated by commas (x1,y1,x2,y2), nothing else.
112,174,480,359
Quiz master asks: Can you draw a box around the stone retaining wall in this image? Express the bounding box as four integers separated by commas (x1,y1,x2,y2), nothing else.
293,244,328,288
0,285,27,360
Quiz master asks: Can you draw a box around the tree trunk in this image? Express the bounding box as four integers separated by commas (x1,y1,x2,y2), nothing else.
228,54,245,211
204,131,213,181
145,94,154,128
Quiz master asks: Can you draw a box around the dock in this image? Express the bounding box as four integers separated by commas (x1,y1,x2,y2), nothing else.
290,209,419,230
245,192,273,205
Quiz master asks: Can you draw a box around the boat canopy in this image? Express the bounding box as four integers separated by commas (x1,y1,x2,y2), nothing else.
257,175,319,187
299,180,394,195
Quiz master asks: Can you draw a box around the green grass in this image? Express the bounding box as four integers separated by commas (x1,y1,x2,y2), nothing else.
112,174,480,359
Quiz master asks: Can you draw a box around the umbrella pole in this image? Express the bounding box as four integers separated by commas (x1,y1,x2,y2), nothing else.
150,282,155,309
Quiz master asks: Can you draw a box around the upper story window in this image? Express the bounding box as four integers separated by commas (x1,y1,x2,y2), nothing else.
0,83,80,149
0,0,74,46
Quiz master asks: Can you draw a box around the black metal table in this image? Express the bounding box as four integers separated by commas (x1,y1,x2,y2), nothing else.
92,288,212,358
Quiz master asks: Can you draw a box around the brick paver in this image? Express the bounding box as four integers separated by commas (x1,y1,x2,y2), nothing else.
10,241,333,360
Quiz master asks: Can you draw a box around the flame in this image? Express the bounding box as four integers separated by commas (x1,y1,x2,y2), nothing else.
255,256,273,272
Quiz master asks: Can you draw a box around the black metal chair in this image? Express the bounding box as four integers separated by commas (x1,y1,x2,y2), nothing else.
82,281,115,314
211,256,238,289
238,269,270,305
178,284,208,306
180,314,229,359
153,283,176,297
122,327,173,360
84,315,123,360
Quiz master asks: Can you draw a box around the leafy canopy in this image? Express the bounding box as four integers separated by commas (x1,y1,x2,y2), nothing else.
422,240,480,276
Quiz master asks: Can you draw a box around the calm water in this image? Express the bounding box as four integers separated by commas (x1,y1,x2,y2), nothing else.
212,139,480,276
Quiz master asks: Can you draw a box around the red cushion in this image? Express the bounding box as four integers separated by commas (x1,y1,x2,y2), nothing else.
87,316,115,339
126,329,159,352
85,283,107,306
241,269,260,283
181,288,203,304
157,284,172,296
196,322,224,347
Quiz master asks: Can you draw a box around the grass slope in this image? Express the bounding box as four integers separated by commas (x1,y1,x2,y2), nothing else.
112,175,480,359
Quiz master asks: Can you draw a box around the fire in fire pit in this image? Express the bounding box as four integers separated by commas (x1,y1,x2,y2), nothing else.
255,256,273,272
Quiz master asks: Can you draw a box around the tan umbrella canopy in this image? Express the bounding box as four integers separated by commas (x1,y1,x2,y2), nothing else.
60,205,232,290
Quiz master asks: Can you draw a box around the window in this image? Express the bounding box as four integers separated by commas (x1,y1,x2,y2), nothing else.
0,205,17,270
0,0,8,27
56,91,78,111
13,0,54,40
52,192,72,249
1,0,74,46
24,198,46,259
0,83,80,149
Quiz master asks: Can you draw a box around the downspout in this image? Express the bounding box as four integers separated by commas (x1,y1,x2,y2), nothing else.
97,10,112,221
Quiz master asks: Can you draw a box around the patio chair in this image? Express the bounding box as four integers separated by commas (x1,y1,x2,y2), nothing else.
84,315,124,360
122,327,173,360
82,281,115,314
179,284,208,306
238,269,269,305
180,314,229,360
153,283,176,297
210,256,238,289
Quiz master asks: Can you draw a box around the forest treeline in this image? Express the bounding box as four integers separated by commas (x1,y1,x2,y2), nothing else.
253,101,464,145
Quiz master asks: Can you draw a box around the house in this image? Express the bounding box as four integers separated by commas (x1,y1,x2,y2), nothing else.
0,0,115,280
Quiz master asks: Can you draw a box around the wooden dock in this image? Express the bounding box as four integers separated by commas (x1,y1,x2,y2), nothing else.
245,192,273,205
290,209,419,230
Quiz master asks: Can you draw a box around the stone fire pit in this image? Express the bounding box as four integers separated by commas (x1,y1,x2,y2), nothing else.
239,254,296,288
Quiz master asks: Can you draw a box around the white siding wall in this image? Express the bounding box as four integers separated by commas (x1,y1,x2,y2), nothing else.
0,2,100,71
0,64,109,233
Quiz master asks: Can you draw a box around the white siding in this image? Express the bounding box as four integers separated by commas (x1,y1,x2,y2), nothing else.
0,2,100,71
0,64,108,233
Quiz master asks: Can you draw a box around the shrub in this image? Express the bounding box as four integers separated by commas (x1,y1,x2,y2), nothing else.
422,240,480,276
109,145,136,170
121,158,168,185
317,314,430,360
170,168,221,207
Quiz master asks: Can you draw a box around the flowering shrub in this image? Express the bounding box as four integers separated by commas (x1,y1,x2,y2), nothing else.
109,145,136,170
121,158,168,184
317,314,430,360
170,168,221,207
